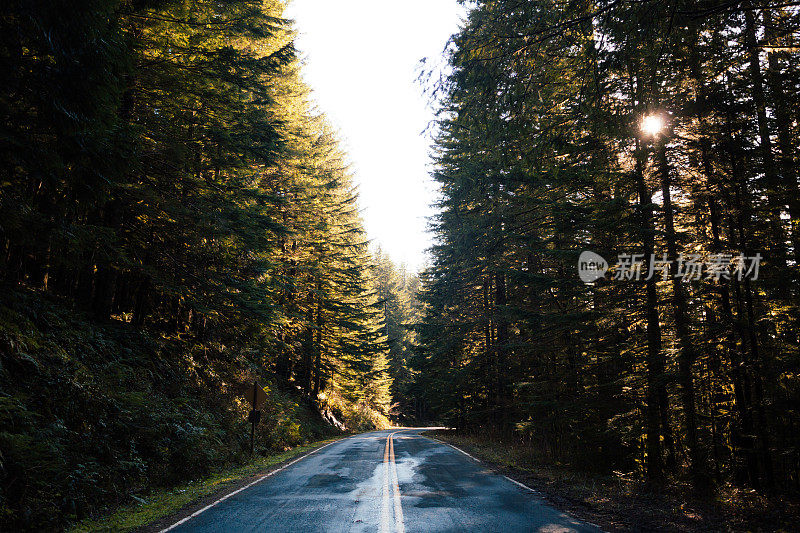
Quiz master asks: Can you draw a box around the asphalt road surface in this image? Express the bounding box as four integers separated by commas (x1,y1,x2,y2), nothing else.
163,429,602,533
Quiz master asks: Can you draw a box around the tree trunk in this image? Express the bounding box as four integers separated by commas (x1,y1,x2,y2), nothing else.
634,138,665,483
743,4,787,270
656,138,707,489
312,280,323,399
494,270,510,435
764,9,800,267
721,74,775,489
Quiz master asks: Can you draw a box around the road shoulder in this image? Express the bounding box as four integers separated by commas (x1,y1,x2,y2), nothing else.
424,430,800,532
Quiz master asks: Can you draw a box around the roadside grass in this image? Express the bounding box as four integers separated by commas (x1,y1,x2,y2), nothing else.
69,436,344,533
425,430,800,532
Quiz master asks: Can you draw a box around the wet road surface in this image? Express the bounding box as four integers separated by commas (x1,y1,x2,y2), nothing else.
163,429,602,533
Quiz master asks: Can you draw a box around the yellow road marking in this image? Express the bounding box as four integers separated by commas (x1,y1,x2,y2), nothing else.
380,434,391,533
389,433,405,533
380,431,406,533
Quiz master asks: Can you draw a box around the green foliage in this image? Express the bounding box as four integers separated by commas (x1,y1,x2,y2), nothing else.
0,288,335,529
416,0,800,495
0,0,393,529
372,249,421,421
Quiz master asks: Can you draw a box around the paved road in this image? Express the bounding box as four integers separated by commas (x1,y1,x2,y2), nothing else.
163,429,601,532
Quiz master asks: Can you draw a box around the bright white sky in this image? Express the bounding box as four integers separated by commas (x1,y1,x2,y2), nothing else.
285,0,465,272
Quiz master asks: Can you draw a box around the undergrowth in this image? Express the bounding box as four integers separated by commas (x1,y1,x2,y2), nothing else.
0,286,361,530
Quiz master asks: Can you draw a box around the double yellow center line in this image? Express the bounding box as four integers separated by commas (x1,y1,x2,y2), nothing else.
380,431,405,533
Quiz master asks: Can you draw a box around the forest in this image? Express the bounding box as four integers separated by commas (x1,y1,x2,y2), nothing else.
3,0,800,530
0,0,416,529
415,0,800,498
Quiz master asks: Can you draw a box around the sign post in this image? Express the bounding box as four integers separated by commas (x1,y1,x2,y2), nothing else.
245,382,266,454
